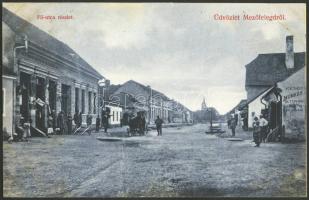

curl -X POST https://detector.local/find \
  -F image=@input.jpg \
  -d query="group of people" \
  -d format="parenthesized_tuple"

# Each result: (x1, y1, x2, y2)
(47, 110, 74, 135)
(228, 114, 269, 147)
(252, 115, 269, 147)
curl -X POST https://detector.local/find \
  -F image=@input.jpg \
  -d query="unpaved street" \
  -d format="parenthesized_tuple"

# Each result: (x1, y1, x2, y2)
(3, 124, 306, 197)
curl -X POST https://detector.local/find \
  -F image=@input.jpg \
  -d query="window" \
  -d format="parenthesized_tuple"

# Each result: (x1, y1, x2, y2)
(116, 111, 118, 121)
(112, 111, 115, 121)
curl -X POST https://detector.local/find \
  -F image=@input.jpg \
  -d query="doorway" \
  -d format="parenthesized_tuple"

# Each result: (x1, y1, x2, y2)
(36, 77, 45, 131)
(61, 84, 71, 115)
(20, 72, 31, 122)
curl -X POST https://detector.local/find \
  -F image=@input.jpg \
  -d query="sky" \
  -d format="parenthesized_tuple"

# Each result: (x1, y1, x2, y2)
(3, 3, 306, 114)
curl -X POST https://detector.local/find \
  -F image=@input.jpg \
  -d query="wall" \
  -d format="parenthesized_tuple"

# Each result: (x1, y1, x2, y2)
(2, 77, 15, 136)
(106, 105, 122, 125)
(2, 22, 16, 73)
(248, 87, 273, 128)
(278, 68, 305, 140)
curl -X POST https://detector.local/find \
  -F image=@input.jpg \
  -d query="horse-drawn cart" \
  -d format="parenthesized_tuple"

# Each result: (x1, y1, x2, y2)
(122, 110, 147, 137)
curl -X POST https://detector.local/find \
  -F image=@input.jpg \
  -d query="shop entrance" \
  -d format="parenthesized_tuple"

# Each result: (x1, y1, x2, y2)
(20, 72, 31, 122)
(48, 80, 57, 113)
(61, 84, 71, 115)
(36, 77, 46, 131)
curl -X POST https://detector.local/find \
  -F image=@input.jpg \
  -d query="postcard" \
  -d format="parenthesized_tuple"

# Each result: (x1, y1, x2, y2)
(2, 2, 307, 198)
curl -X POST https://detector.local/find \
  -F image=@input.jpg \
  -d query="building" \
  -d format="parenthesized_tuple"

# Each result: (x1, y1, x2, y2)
(242, 35, 306, 141)
(108, 80, 192, 124)
(2, 7, 104, 136)
(262, 67, 306, 141)
(245, 36, 305, 102)
(225, 99, 247, 129)
(201, 97, 207, 110)
(246, 87, 274, 129)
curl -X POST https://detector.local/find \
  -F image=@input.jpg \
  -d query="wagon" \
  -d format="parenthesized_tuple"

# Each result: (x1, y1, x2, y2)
(122, 111, 147, 137)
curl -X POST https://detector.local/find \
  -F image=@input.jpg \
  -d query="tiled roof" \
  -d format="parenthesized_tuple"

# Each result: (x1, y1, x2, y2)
(245, 52, 305, 86)
(2, 7, 103, 79)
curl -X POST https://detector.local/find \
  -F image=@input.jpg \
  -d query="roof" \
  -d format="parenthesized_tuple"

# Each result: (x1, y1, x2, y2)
(113, 80, 170, 101)
(245, 52, 305, 86)
(226, 99, 247, 115)
(109, 80, 191, 112)
(2, 7, 103, 79)
(246, 86, 275, 106)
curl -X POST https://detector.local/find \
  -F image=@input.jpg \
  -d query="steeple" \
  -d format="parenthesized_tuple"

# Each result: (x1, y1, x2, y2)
(201, 97, 207, 110)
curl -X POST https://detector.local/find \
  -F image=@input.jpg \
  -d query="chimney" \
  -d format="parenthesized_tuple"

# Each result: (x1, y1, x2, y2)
(285, 35, 294, 69)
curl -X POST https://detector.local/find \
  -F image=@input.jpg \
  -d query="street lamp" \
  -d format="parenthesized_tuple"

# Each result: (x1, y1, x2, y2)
(147, 85, 152, 125)
(98, 78, 106, 116)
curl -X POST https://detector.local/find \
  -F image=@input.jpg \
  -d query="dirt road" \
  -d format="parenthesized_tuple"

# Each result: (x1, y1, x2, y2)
(3, 124, 306, 197)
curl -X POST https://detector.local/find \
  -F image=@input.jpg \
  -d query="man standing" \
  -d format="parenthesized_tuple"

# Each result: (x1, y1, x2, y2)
(230, 117, 237, 137)
(155, 115, 163, 136)
(253, 116, 261, 147)
(259, 115, 269, 142)
(67, 112, 72, 134)
(86, 113, 92, 135)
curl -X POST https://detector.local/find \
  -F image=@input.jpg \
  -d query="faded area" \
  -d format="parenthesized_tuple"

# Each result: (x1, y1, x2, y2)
(3, 124, 306, 197)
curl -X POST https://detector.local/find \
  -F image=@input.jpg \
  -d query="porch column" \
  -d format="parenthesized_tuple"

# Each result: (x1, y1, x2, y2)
(85, 85, 89, 114)
(44, 78, 49, 129)
(30, 74, 37, 127)
(56, 82, 62, 114)
(71, 81, 75, 116)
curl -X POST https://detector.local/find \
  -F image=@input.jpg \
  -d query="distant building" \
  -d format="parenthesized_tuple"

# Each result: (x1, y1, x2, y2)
(201, 97, 207, 110)
(108, 80, 192, 124)
(2, 8, 104, 136)
(245, 36, 305, 102)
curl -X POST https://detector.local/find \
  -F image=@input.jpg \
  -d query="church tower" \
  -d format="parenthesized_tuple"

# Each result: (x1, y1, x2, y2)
(201, 97, 207, 110)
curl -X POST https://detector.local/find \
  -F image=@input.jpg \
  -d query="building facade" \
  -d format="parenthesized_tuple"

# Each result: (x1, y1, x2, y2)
(2, 8, 104, 135)
(245, 36, 305, 102)
(108, 80, 192, 124)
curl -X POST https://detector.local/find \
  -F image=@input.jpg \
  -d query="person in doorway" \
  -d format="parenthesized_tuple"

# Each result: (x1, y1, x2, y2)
(86, 113, 92, 135)
(259, 115, 269, 143)
(101, 110, 106, 128)
(47, 114, 54, 136)
(14, 116, 25, 142)
(67, 113, 73, 134)
(73, 111, 79, 129)
(23, 120, 31, 141)
(78, 112, 82, 127)
(96, 116, 100, 132)
(230, 117, 237, 137)
(253, 116, 261, 147)
(51, 110, 57, 132)
(57, 111, 65, 135)
(155, 116, 164, 136)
